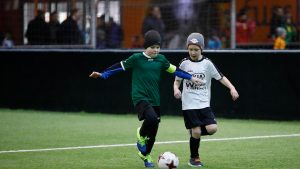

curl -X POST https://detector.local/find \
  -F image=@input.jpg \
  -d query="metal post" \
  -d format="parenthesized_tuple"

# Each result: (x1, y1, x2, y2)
(104, 0, 110, 22)
(91, 0, 96, 48)
(230, 0, 236, 49)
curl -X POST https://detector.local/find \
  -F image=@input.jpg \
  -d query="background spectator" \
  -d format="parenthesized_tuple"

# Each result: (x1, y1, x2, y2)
(106, 17, 123, 48)
(131, 35, 142, 48)
(25, 10, 50, 45)
(273, 27, 286, 49)
(208, 30, 222, 49)
(236, 8, 256, 44)
(48, 11, 60, 44)
(96, 15, 106, 48)
(57, 8, 82, 44)
(269, 7, 285, 40)
(2, 33, 14, 48)
(142, 6, 165, 41)
(284, 17, 297, 43)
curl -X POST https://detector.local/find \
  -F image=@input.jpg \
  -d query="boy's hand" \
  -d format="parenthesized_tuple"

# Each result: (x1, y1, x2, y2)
(174, 88, 182, 99)
(191, 77, 203, 85)
(230, 88, 239, 101)
(89, 71, 101, 78)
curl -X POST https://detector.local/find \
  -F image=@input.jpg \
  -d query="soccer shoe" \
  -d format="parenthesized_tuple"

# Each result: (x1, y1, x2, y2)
(136, 127, 149, 153)
(188, 157, 204, 167)
(138, 152, 154, 168)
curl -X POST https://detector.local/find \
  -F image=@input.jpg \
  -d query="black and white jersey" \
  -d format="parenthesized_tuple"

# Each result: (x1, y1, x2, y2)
(175, 56, 223, 110)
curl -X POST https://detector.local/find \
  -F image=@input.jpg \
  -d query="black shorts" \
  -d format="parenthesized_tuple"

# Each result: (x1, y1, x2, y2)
(134, 100, 161, 121)
(183, 107, 217, 129)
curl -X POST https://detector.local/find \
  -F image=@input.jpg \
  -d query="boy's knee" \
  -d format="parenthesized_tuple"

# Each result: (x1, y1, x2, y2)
(201, 124, 217, 136)
(191, 127, 201, 139)
(207, 124, 218, 135)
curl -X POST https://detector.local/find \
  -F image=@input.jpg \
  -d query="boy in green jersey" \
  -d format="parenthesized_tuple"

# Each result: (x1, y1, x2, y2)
(90, 30, 202, 168)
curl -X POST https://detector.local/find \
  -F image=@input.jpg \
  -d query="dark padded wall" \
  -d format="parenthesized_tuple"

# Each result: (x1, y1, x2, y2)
(0, 50, 299, 120)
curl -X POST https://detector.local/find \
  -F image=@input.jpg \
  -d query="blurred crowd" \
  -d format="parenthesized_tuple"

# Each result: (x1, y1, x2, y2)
(0, 5, 299, 49)
(25, 9, 82, 45)
(96, 15, 124, 49)
(23, 8, 123, 48)
(235, 6, 298, 49)
(269, 6, 298, 49)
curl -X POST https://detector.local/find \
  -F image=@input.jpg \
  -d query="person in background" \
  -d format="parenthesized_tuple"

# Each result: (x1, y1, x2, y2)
(96, 14, 106, 49)
(142, 6, 165, 41)
(2, 33, 14, 48)
(57, 8, 82, 44)
(284, 17, 297, 43)
(274, 27, 286, 49)
(106, 17, 123, 48)
(236, 8, 256, 44)
(207, 30, 222, 49)
(131, 35, 143, 48)
(48, 11, 60, 44)
(25, 10, 50, 45)
(269, 6, 285, 40)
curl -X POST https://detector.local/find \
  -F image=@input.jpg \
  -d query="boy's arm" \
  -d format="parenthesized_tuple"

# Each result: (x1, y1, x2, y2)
(173, 79, 182, 99)
(166, 64, 203, 85)
(89, 62, 124, 79)
(219, 76, 239, 101)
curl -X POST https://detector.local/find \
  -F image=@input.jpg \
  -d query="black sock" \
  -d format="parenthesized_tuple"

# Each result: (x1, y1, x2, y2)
(190, 137, 200, 158)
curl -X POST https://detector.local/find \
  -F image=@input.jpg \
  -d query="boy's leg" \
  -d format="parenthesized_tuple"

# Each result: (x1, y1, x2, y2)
(189, 127, 203, 167)
(139, 106, 160, 155)
(190, 124, 217, 157)
(204, 124, 218, 135)
(135, 102, 159, 168)
(135, 101, 151, 153)
(184, 109, 205, 167)
(190, 127, 201, 158)
(201, 107, 217, 135)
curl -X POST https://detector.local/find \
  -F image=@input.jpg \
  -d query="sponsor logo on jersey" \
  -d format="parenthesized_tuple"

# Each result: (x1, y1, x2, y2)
(186, 73, 205, 90)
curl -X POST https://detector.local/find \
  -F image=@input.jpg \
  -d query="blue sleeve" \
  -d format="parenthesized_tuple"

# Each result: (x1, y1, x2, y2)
(174, 68, 192, 80)
(105, 62, 124, 71)
(101, 63, 124, 79)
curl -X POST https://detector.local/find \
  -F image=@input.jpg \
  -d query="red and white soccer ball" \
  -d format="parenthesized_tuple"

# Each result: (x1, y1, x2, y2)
(157, 151, 179, 169)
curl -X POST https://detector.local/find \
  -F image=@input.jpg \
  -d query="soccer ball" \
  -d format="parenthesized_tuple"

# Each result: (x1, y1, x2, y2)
(157, 151, 179, 169)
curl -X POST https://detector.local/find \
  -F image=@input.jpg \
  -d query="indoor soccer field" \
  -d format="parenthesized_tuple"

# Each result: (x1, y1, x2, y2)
(0, 109, 299, 169)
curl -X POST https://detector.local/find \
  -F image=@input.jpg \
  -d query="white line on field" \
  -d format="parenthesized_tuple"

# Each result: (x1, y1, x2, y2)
(0, 134, 299, 154)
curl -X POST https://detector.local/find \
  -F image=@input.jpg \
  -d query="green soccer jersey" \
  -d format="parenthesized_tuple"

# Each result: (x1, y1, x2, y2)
(121, 52, 174, 106)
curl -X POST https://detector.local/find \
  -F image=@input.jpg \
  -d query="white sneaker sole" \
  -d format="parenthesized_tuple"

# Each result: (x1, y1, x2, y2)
(188, 162, 203, 167)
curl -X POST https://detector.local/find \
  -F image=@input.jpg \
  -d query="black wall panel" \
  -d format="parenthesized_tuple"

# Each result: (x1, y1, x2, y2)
(0, 50, 299, 120)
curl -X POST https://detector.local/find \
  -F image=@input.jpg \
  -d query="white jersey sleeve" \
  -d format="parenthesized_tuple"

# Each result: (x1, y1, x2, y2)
(175, 58, 189, 81)
(207, 59, 223, 80)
